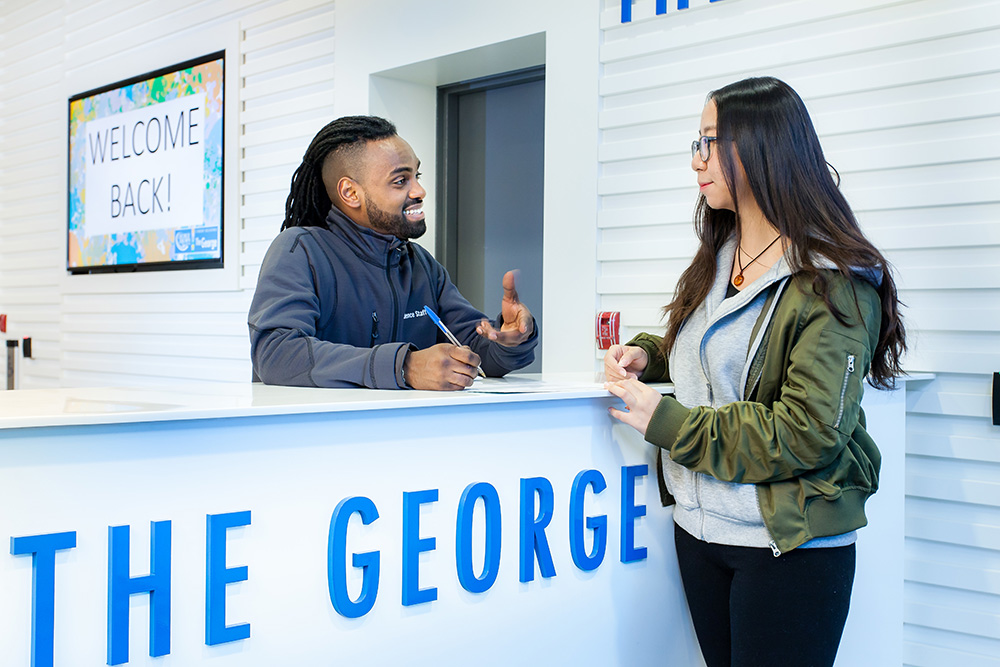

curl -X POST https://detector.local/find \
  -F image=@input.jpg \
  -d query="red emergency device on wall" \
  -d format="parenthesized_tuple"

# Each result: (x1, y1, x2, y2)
(596, 311, 620, 350)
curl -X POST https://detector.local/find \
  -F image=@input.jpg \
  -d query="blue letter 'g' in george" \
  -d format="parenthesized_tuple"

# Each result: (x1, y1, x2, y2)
(328, 496, 380, 618)
(569, 470, 608, 572)
(206, 511, 251, 646)
(107, 521, 172, 665)
(10, 531, 77, 667)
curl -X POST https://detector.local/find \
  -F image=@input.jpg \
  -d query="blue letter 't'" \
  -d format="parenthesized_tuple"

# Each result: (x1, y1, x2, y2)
(10, 531, 77, 667)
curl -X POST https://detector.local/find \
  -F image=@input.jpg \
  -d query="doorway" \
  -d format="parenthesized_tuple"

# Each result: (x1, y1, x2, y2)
(437, 67, 545, 372)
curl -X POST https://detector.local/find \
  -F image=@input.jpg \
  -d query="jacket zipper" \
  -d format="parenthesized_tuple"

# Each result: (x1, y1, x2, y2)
(753, 489, 783, 557)
(370, 312, 379, 347)
(833, 354, 856, 429)
(385, 248, 401, 341)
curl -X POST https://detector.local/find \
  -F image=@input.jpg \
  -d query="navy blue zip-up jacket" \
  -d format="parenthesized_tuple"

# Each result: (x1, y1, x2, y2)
(248, 207, 538, 388)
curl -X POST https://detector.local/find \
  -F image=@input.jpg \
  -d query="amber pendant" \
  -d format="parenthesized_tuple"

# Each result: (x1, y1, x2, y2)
(733, 273, 744, 286)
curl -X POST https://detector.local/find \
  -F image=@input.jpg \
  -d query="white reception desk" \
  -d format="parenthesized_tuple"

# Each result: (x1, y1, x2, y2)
(0, 374, 905, 667)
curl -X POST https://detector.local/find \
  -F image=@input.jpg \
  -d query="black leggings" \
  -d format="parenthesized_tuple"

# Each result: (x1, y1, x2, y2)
(674, 523, 855, 667)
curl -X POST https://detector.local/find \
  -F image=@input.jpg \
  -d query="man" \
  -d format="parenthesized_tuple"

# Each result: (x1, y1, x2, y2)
(248, 115, 538, 390)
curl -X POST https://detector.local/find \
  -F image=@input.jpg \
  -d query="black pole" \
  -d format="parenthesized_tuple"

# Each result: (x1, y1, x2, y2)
(6, 340, 17, 391)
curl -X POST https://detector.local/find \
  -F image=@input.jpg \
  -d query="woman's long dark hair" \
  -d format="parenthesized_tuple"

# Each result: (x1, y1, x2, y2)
(662, 77, 906, 388)
(282, 115, 398, 230)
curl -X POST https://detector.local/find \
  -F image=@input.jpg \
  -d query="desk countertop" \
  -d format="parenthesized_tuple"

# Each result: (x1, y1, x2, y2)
(0, 373, 659, 430)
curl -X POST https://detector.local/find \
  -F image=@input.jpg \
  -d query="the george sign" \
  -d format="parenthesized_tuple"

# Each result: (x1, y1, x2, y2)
(620, 0, 726, 23)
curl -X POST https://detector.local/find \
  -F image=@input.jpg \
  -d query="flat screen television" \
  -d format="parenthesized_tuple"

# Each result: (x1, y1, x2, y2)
(67, 51, 225, 274)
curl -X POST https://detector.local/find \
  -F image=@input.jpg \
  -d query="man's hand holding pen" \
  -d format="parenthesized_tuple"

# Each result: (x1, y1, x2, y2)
(405, 271, 533, 391)
(404, 344, 481, 391)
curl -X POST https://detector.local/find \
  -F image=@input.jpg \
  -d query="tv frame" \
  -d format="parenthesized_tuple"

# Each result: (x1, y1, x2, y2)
(66, 50, 226, 275)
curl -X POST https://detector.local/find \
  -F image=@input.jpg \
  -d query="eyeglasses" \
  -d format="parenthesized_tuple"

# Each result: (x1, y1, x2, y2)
(691, 136, 718, 162)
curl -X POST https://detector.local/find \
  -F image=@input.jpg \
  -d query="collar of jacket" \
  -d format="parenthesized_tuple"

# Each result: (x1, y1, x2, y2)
(324, 205, 410, 267)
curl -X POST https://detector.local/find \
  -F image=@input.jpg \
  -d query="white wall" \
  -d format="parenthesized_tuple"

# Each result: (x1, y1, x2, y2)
(0, 0, 340, 389)
(335, 0, 601, 372)
(0, 0, 599, 389)
(2, 0, 1000, 663)
(597, 0, 1000, 665)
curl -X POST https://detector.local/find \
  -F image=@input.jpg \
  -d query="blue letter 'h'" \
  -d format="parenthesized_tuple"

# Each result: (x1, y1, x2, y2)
(107, 521, 172, 665)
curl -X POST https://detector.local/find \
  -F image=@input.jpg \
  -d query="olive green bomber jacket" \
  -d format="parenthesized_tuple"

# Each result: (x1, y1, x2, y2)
(632, 271, 883, 554)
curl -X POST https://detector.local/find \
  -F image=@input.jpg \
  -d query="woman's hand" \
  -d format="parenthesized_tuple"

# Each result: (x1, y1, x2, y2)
(605, 378, 662, 436)
(603, 344, 649, 381)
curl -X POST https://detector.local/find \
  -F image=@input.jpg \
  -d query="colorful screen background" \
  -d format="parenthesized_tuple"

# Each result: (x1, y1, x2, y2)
(68, 56, 224, 270)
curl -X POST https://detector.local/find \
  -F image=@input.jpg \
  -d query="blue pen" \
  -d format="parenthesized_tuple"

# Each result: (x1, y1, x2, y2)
(423, 305, 486, 378)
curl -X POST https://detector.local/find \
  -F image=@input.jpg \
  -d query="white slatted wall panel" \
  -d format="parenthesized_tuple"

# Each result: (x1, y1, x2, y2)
(598, 0, 1000, 665)
(0, 1, 66, 388)
(0, 0, 336, 389)
(239, 0, 336, 289)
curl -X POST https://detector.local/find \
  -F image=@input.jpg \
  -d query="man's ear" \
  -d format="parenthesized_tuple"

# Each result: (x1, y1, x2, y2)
(336, 176, 364, 210)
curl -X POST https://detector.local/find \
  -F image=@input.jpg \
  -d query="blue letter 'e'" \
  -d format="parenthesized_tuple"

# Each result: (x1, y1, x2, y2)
(206, 511, 251, 645)
(402, 489, 438, 606)
(621, 465, 648, 563)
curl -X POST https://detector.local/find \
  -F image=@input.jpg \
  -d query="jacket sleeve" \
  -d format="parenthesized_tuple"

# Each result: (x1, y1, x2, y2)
(429, 260, 538, 377)
(248, 232, 409, 389)
(644, 278, 879, 485)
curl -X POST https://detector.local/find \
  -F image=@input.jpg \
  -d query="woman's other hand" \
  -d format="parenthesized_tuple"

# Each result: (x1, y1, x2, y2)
(605, 378, 662, 436)
(603, 344, 649, 381)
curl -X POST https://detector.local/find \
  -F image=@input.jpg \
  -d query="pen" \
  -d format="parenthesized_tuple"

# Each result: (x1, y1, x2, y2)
(423, 305, 486, 378)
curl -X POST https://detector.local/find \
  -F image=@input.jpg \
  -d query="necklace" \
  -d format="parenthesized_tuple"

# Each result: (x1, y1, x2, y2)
(733, 235, 781, 287)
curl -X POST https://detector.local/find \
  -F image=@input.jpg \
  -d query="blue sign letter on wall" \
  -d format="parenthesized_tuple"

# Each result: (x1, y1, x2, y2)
(10, 531, 77, 667)
(621, 0, 632, 22)
(519, 477, 556, 582)
(623, 0, 719, 23)
(455, 482, 502, 594)
(569, 470, 608, 572)
(107, 520, 172, 665)
(328, 496, 380, 618)
(402, 489, 438, 606)
(621, 465, 648, 563)
(206, 511, 251, 646)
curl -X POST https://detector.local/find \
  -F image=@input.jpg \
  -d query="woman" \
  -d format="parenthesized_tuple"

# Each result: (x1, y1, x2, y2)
(604, 77, 906, 667)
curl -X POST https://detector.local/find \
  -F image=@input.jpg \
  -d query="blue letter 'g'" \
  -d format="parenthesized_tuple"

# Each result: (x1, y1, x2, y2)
(569, 470, 607, 572)
(328, 497, 380, 618)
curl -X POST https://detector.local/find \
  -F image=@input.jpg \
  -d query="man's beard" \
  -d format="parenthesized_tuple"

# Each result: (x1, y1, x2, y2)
(365, 194, 426, 240)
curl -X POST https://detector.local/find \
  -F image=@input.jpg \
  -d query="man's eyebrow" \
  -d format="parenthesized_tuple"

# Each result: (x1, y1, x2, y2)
(389, 165, 414, 176)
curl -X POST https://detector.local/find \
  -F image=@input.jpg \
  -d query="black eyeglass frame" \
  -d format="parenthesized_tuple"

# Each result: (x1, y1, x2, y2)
(691, 136, 718, 162)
